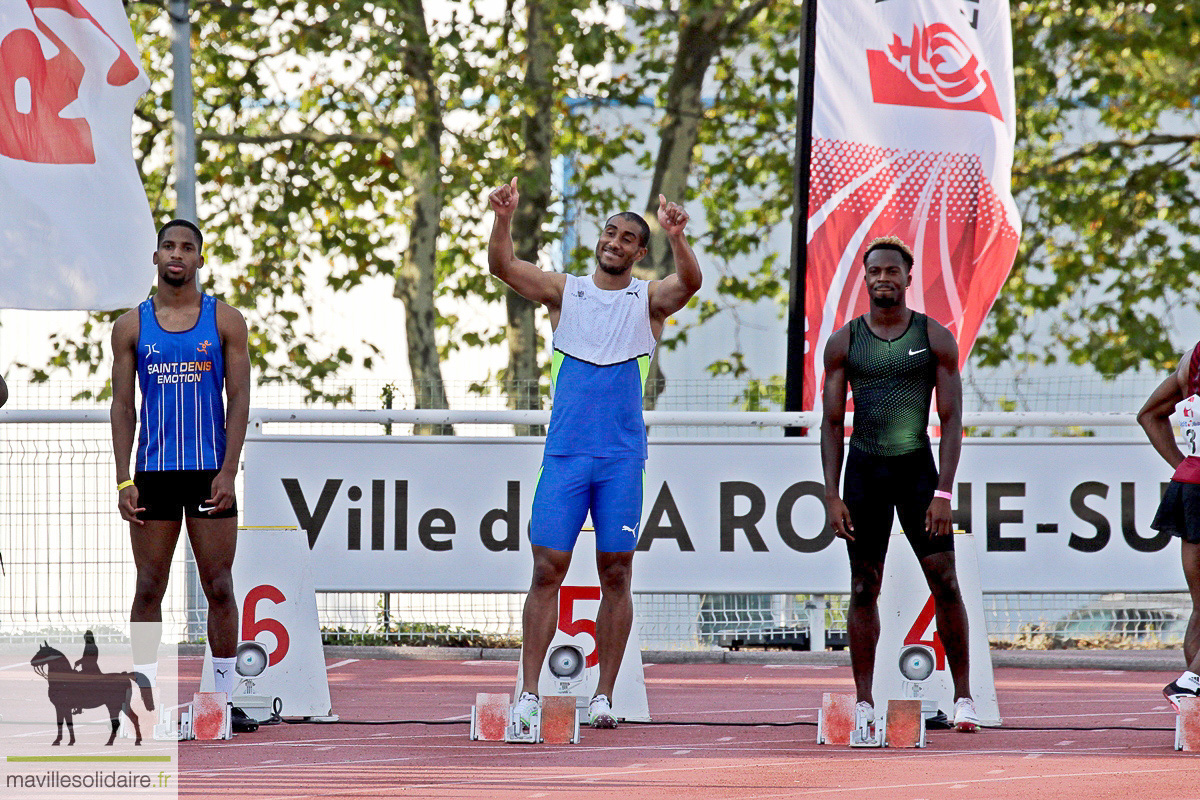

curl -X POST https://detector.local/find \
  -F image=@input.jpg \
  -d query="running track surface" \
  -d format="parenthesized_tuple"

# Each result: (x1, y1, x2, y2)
(159, 656, 1198, 800)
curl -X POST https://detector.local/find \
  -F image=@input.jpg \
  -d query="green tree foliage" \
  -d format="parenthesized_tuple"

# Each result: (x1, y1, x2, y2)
(975, 1, 1200, 373)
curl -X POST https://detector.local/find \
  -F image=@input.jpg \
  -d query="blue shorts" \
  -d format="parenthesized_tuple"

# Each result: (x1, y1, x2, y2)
(529, 455, 645, 553)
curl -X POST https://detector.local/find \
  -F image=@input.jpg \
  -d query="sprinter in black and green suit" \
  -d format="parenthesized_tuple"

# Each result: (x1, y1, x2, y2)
(820, 236, 978, 733)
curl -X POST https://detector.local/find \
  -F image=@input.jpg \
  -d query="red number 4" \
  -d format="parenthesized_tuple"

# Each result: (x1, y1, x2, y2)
(904, 594, 946, 671)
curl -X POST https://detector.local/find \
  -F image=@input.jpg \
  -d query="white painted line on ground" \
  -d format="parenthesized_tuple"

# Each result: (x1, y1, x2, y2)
(326, 659, 358, 670)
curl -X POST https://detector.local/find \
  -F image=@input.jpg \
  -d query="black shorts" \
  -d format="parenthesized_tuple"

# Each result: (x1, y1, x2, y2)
(1151, 481, 1200, 544)
(842, 446, 953, 564)
(134, 470, 238, 521)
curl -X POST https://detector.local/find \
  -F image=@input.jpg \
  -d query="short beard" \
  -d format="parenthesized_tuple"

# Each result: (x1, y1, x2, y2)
(872, 293, 900, 308)
(162, 273, 187, 288)
(597, 260, 630, 276)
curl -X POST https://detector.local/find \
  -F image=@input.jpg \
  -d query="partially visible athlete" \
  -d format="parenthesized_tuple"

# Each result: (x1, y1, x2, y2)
(821, 236, 978, 734)
(110, 219, 256, 732)
(487, 178, 701, 731)
(1139, 344, 1200, 708)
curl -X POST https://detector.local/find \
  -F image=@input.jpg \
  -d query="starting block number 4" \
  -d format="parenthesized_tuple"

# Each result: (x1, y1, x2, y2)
(817, 693, 925, 748)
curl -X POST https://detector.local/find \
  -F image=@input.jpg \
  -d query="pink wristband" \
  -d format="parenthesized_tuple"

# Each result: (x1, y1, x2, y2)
(933, 490, 952, 501)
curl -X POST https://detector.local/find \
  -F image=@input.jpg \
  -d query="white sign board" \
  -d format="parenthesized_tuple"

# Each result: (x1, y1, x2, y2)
(244, 436, 1183, 593)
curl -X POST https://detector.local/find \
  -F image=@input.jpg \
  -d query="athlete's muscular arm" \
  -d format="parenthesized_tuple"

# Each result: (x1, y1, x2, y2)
(208, 303, 251, 513)
(821, 326, 854, 541)
(1139, 346, 1191, 470)
(648, 195, 702, 336)
(927, 321, 962, 537)
(110, 311, 144, 525)
(487, 178, 566, 314)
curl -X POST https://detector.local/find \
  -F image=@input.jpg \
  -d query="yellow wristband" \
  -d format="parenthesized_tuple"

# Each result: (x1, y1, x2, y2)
(117, 480, 135, 491)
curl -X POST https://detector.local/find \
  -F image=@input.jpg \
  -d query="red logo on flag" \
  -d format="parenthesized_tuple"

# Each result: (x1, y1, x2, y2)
(867, 23, 1003, 121)
(0, 0, 140, 164)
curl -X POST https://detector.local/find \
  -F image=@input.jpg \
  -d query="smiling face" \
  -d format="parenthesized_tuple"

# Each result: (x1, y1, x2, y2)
(863, 247, 911, 309)
(595, 215, 649, 276)
(152, 224, 203, 288)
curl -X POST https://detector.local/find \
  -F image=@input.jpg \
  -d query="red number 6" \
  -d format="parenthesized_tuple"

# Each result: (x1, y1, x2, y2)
(242, 584, 290, 666)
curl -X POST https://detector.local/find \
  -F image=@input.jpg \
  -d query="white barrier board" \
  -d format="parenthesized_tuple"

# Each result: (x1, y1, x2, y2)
(244, 436, 1183, 593)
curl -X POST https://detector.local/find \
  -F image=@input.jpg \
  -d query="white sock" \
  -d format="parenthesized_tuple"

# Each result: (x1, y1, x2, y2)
(1179, 671, 1200, 690)
(212, 657, 237, 696)
(133, 662, 158, 688)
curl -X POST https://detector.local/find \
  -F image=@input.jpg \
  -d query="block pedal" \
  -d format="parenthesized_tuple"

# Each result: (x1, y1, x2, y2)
(816, 693, 855, 745)
(470, 693, 509, 741)
(1175, 696, 1200, 752)
(192, 692, 230, 740)
(884, 699, 925, 748)
(539, 695, 579, 744)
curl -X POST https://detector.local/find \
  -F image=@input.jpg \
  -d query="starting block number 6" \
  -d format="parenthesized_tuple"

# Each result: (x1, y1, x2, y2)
(242, 584, 290, 666)
(558, 586, 601, 668)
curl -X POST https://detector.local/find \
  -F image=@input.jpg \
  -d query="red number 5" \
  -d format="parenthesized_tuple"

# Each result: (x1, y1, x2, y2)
(558, 585, 601, 668)
(242, 584, 290, 666)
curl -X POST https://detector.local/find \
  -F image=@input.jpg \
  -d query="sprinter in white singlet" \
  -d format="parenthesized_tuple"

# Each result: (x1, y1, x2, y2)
(487, 178, 702, 732)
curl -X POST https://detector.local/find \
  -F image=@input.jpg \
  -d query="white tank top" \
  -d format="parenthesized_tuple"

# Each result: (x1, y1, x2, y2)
(553, 273, 655, 365)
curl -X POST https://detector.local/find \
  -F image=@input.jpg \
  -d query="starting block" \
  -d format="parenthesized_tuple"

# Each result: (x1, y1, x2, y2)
(470, 693, 579, 744)
(883, 699, 926, 748)
(1175, 697, 1200, 752)
(152, 693, 231, 741)
(816, 693, 855, 745)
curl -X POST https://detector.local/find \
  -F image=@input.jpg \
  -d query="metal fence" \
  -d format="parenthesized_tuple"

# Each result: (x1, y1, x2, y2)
(0, 373, 1190, 650)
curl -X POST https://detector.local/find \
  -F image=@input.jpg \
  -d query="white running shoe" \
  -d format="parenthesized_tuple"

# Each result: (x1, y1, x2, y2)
(953, 697, 980, 732)
(510, 692, 540, 732)
(588, 694, 617, 729)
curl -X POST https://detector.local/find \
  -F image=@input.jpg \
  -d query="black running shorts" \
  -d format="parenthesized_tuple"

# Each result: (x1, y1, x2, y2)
(1151, 480, 1200, 544)
(134, 470, 238, 521)
(841, 445, 954, 564)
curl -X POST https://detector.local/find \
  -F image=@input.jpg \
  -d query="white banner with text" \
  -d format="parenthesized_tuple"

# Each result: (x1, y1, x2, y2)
(244, 436, 1183, 594)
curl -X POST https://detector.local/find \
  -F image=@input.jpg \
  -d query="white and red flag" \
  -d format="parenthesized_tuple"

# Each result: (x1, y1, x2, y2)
(804, 0, 1021, 409)
(0, 0, 154, 310)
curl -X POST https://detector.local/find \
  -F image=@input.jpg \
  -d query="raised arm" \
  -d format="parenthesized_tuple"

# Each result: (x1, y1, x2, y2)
(110, 311, 144, 524)
(927, 321, 962, 536)
(207, 302, 251, 512)
(1139, 346, 1190, 470)
(820, 325, 853, 541)
(648, 195, 702, 333)
(487, 178, 565, 310)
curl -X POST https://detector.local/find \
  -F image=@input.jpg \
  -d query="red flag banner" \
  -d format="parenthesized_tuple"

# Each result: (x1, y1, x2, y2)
(804, 0, 1021, 410)
(0, 0, 154, 310)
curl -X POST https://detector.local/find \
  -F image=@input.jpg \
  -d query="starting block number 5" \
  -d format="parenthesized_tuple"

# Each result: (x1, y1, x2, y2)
(558, 586, 600, 668)
(242, 584, 290, 667)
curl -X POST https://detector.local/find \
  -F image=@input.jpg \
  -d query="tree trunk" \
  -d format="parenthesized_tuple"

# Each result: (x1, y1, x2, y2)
(640, 1, 772, 408)
(505, 0, 557, 435)
(392, 0, 451, 435)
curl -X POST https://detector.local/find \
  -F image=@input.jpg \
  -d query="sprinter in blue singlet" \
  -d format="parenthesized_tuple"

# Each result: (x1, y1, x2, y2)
(110, 219, 256, 733)
(488, 178, 702, 732)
